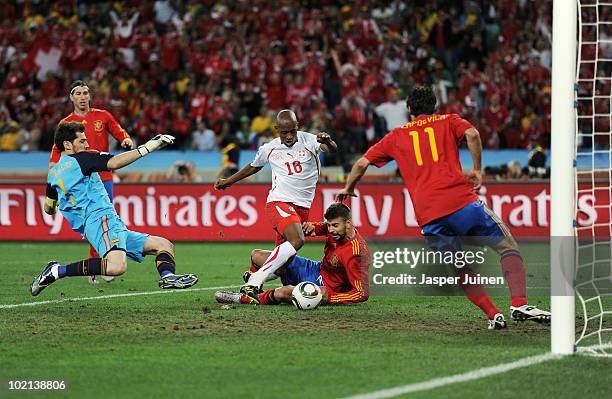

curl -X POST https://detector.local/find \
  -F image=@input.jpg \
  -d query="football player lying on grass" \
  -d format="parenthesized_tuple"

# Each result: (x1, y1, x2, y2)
(215, 203, 370, 305)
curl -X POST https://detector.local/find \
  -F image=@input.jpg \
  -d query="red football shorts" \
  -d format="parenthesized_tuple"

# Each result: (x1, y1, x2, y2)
(265, 201, 310, 245)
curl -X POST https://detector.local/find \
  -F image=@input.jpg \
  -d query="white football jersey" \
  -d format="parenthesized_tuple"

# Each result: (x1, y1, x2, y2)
(250, 131, 322, 208)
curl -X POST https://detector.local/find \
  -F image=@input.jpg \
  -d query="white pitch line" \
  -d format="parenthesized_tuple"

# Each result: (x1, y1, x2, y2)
(343, 352, 564, 399)
(0, 285, 241, 309)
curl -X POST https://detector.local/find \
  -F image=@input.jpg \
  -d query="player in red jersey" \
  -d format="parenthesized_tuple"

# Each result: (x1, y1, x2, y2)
(337, 85, 550, 329)
(215, 203, 370, 305)
(50, 80, 133, 284)
(214, 109, 337, 304)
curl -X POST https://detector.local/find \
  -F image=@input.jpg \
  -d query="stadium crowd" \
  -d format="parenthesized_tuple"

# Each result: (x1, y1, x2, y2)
(0, 0, 555, 167)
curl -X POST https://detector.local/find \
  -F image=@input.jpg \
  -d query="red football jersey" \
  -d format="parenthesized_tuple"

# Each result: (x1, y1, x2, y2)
(312, 223, 371, 304)
(364, 113, 478, 226)
(50, 108, 130, 181)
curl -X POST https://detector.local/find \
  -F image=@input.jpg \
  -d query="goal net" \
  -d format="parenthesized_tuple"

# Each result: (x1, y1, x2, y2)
(574, 0, 612, 356)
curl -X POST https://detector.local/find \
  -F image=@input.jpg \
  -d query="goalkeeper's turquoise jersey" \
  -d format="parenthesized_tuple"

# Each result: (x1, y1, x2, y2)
(46, 151, 115, 234)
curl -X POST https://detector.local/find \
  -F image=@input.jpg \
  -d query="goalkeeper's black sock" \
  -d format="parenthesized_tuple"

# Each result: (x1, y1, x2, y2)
(56, 258, 107, 278)
(156, 251, 176, 277)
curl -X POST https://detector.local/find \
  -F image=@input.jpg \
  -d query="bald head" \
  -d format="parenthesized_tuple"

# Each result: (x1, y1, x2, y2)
(276, 109, 297, 127)
(275, 109, 299, 147)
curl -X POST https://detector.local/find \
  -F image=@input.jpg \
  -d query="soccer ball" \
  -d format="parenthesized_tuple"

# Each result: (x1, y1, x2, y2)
(291, 282, 322, 310)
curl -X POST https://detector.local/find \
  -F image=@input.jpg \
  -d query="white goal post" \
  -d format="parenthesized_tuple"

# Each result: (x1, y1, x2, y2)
(551, 0, 577, 355)
(552, 0, 612, 356)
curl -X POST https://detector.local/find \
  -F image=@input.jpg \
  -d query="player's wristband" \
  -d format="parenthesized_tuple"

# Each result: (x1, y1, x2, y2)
(45, 197, 57, 209)
(137, 145, 150, 157)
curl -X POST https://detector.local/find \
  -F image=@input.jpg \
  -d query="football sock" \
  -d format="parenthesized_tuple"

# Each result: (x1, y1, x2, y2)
(247, 242, 296, 288)
(258, 289, 280, 305)
(247, 264, 280, 282)
(56, 258, 107, 278)
(239, 289, 279, 305)
(458, 267, 500, 319)
(500, 253, 528, 307)
(156, 251, 176, 278)
(88, 244, 100, 259)
(249, 257, 258, 273)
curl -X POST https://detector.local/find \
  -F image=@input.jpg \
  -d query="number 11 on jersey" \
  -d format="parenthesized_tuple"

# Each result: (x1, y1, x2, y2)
(409, 127, 439, 166)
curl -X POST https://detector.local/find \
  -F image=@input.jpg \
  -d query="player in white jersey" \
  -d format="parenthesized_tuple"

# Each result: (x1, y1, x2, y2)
(214, 109, 337, 303)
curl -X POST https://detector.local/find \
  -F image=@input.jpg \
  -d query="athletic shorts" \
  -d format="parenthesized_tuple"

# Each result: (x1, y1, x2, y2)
(281, 255, 323, 287)
(83, 212, 148, 262)
(421, 200, 511, 252)
(265, 201, 310, 246)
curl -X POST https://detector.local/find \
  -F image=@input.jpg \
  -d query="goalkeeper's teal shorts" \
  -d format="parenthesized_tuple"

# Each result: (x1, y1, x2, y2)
(84, 211, 148, 262)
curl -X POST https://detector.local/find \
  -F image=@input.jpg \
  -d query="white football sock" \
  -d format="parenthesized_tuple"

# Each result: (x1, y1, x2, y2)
(247, 242, 296, 288)
(51, 265, 59, 279)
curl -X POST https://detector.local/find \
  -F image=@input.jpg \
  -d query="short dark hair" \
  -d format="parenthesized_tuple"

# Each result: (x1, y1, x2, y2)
(324, 203, 352, 221)
(55, 122, 85, 151)
(406, 85, 437, 116)
(69, 80, 89, 95)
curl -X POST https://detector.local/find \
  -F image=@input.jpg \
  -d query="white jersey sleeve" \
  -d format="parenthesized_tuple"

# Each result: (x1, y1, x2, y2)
(299, 131, 322, 153)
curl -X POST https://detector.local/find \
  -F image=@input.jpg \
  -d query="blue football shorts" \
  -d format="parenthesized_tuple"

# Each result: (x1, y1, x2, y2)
(83, 211, 148, 262)
(281, 255, 323, 287)
(421, 200, 511, 252)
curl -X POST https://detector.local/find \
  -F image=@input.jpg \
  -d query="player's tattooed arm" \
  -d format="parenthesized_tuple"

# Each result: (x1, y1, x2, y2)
(464, 127, 482, 191)
(316, 132, 338, 152)
(214, 164, 262, 190)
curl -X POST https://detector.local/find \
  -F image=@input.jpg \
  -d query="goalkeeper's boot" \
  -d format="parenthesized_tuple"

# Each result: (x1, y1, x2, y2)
(159, 273, 199, 289)
(239, 285, 261, 304)
(31, 261, 58, 296)
(510, 304, 551, 324)
(488, 313, 507, 330)
(215, 291, 243, 304)
(242, 270, 253, 284)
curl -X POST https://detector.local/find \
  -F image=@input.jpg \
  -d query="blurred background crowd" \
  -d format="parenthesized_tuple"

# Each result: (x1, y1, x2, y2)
(0, 0, 556, 171)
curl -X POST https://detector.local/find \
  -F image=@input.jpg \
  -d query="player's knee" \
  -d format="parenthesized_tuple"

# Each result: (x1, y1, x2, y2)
(155, 237, 174, 256)
(106, 259, 127, 276)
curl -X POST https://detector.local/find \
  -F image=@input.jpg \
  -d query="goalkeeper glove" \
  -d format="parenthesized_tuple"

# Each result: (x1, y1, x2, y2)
(137, 134, 175, 157)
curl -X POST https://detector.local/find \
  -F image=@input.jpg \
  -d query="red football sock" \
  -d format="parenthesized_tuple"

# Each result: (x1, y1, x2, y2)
(249, 258, 258, 273)
(239, 289, 279, 305)
(458, 268, 500, 319)
(258, 289, 279, 305)
(500, 254, 528, 308)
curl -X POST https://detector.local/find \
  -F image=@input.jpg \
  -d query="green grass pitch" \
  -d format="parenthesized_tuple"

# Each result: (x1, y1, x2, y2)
(0, 242, 610, 399)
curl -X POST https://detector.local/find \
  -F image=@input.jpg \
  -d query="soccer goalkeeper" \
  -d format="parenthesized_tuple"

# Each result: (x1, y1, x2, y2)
(31, 122, 198, 296)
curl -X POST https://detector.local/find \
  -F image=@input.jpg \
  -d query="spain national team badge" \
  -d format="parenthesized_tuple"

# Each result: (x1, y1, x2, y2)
(330, 254, 339, 268)
(93, 120, 103, 132)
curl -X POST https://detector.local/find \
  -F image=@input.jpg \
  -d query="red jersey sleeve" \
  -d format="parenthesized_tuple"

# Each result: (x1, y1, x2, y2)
(449, 114, 474, 140)
(49, 144, 61, 166)
(312, 222, 329, 236)
(363, 130, 395, 167)
(103, 110, 130, 142)
(326, 254, 370, 304)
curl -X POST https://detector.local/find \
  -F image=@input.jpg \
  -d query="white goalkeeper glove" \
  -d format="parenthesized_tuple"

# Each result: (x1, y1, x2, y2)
(137, 134, 175, 157)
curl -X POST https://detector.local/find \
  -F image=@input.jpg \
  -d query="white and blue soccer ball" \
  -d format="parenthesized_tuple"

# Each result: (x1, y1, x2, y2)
(291, 282, 322, 310)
